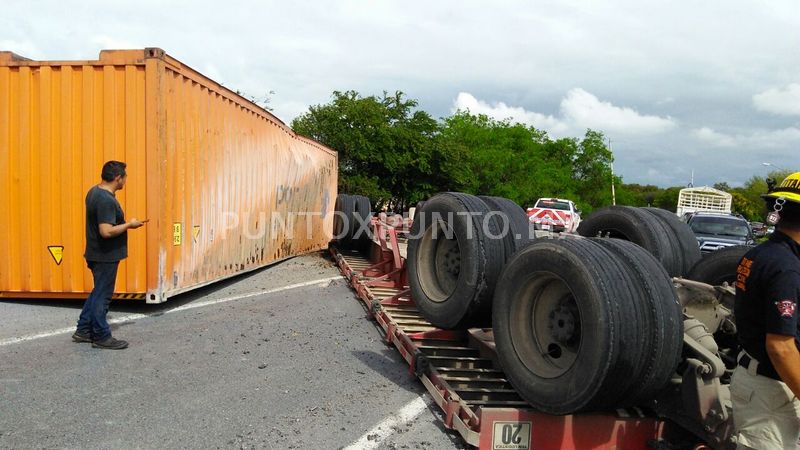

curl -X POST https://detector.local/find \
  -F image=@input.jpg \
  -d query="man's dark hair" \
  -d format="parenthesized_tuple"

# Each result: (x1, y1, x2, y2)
(101, 161, 127, 182)
(779, 205, 800, 230)
(767, 197, 800, 230)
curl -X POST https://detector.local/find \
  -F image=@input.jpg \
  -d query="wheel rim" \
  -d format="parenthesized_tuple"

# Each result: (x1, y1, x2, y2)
(597, 228, 629, 240)
(416, 221, 461, 303)
(509, 272, 581, 378)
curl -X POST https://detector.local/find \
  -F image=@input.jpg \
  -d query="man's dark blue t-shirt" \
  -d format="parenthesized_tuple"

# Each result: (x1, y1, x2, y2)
(735, 230, 800, 379)
(84, 186, 127, 262)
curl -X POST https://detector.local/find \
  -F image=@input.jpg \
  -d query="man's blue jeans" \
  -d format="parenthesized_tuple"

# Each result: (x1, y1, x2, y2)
(76, 261, 119, 341)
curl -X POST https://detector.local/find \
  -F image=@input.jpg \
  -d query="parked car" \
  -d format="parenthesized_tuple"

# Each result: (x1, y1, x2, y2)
(527, 198, 581, 233)
(685, 212, 755, 253)
(750, 221, 768, 238)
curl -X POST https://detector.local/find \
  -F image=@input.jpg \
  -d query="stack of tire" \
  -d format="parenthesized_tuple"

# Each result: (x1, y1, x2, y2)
(333, 194, 373, 252)
(408, 196, 684, 414)
(576, 206, 702, 277)
(492, 237, 683, 414)
(576, 205, 752, 286)
(408, 193, 534, 329)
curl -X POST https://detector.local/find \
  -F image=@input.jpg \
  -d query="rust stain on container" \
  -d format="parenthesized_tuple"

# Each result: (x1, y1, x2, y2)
(0, 49, 337, 303)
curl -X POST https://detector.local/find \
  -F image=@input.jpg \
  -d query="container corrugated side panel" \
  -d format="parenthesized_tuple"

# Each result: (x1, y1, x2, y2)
(150, 56, 336, 301)
(0, 52, 149, 299)
(0, 49, 337, 302)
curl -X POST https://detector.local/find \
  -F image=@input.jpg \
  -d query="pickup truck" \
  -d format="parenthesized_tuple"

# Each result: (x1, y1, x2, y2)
(684, 211, 755, 253)
(526, 198, 581, 233)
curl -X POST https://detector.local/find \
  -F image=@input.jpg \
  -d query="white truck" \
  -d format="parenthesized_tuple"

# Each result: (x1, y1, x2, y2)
(526, 198, 581, 233)
(676, 186, 732, 219)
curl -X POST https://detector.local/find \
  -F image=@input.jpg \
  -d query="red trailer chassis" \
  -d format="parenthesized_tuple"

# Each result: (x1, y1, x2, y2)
(330, 215, 668, 450)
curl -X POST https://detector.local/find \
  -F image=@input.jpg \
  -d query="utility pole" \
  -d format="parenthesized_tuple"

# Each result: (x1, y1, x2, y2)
(608, 138, 616, 206)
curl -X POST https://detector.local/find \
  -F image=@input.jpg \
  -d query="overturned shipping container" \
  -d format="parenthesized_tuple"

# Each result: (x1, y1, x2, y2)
(0, 48, 337, 303)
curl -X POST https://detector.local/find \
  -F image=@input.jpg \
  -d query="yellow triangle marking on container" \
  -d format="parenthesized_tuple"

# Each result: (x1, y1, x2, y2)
(48, 246, 64, 265)
(192, 226, 201, 243)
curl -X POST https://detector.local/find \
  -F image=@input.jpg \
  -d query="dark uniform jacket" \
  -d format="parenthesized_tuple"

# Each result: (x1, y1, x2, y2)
(735, 230, 800, 380)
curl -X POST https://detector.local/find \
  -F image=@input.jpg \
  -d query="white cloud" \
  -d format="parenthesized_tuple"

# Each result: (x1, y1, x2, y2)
(452, 89, 675, 138)
(560, 88, 676, 135)
(2, 0, 799, 187)
(201, 64, 224, 84)
(273, 100, 312, 124)
(0, 39, 41, 59)
(90, 35, 143, 50)
(692, 126, 800, 148)
(753, 83, 800, 116)
(452, 92, 569, 135)
(750, 127, 800, 148)
(692, 127, 737, 148)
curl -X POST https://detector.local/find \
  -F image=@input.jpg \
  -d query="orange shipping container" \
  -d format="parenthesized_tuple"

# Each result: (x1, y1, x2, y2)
(0, 48, 337, 303)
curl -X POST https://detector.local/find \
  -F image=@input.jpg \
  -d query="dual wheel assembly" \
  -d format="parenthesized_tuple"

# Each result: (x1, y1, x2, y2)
(492, 237, 683, 414)
(408, 193, 685, 414)
(578, 205, 751, 286)
(408, 193, 533, 329)
(333, 194, 373, 252)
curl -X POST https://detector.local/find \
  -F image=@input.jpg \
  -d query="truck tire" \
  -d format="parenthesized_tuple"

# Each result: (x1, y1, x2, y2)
(408, 192, 505, 329)
(478, 196, 534, 261)
(686, 245, 750, 287)
(593, 238, 683, 406)
(577, 206, 681, 277)
(412, 200, 426, 221)
(351, 195, 373, 252)
(334, 194, 356, 247)
(642, 207, 701, 276)
(492, 238, 645, 414)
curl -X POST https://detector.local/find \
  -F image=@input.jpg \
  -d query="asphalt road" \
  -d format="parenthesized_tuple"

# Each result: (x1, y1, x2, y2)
(0, 252, 468, 450)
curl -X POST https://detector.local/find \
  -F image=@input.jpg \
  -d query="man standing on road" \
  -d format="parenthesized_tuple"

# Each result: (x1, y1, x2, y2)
(732, 171, 800, 449)
(73, 161, 145, 350)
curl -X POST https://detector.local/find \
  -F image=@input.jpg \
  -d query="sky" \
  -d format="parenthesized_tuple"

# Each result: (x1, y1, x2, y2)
(2, 0, 799, 187)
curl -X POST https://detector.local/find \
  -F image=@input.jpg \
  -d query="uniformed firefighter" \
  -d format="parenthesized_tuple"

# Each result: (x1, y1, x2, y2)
(732, 171, 800, 449)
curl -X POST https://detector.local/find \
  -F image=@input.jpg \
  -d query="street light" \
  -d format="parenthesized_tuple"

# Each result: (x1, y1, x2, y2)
(762, 162, 788, 172)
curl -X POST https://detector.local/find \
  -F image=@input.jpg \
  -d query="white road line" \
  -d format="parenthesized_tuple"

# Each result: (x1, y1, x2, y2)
(0, 326, 77, 347)
(165, 276, 341, 314)
(0, 275, 343, 347)
(343, 397, 430, 450)
(0, 313, 147, 347)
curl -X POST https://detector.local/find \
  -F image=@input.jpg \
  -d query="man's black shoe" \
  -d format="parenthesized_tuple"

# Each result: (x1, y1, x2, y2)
(92, 337, 129, 350)
(72, 331, 93, 343)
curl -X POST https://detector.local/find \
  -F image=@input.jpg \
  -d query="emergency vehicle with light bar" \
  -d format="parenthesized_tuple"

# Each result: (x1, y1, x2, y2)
(526, 198, 581, 233)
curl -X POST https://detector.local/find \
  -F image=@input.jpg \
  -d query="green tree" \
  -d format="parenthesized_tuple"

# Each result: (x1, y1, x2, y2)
(292, 91, 446, 209)
(438, 113, 617, 211)
(734, 170, 792, 217)
(294, 91, 617, 212)
(653, 187, 682, 212)
(730, 191, 762, 221)
(571, 130, 614, 210)
(713, 182, 731, 192)
(293, 89, 797, 216)
(616, 183, 663, 207)
(438, 112, 576, 207)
